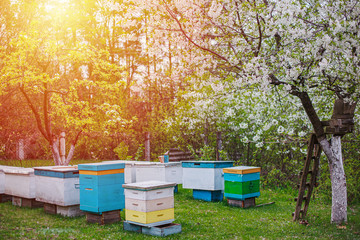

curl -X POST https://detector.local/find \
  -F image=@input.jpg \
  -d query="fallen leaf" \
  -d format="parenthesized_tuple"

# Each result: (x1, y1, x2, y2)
(337, 225, 347, 229)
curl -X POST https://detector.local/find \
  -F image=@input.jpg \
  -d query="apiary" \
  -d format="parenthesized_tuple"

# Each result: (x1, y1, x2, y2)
(78, 162, 125, 215)
(123, 181, 176, 227)
(182, 161, 234, 201)
(223, 166, 261, 207)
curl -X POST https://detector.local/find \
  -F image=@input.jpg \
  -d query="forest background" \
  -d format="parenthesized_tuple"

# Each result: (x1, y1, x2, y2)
(0, 0, 359, 207)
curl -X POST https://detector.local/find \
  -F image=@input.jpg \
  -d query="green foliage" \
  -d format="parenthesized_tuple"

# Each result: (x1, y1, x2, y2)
(134, 144, 144, 161)
(113, 142, 132, 160)
(188, 145, 216, 161)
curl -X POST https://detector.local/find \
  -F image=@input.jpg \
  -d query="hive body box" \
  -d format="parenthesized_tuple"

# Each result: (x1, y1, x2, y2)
(79, 162, 125, 214)
(223, 166, 261, 200)
(34, 166, 79, 206)
(4, 168, 36, 199)
(182, 161, 234, 190)
(102, 160, 144, 184)
(135, 162, 182, 185)
(123, 181, 176, 227)
(0, 166, 20, 194)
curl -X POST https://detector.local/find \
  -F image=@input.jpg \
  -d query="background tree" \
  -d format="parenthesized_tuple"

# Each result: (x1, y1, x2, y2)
(134, 0, 359, 224)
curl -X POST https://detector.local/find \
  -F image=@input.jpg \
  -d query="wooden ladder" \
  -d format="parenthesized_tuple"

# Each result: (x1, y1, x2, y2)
(293, 133, 322, 221)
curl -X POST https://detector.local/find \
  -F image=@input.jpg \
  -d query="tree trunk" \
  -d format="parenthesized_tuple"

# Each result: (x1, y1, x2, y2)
(293, 91, 347, 224)
(51, 141, 61, 165)
(319, 136, 347, 224)
(64, 144, 76, 166)
(145, 131, 150, 161)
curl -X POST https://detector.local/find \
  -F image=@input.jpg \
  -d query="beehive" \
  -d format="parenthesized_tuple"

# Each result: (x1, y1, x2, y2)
(123, 181, 176, 227)
(78, 162, 125, 214)
(4, 168, 36, 199)
(223, 166, 261, 200)
(182, 161, 234, 190)
(0, 166, 20, 195)
(135, 162, 182, 185)
(34, 166, 80, 206)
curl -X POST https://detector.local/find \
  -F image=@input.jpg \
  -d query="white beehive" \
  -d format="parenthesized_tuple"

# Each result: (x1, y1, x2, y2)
(4, 168, 36, 199)
(135, 162, 182, 184)
(182, 161, 234, 191)
(0, 166, 20, 194)
(102, 160, 147, 184)
(34, 166, 80, 206)
(123, 181, 176, 226)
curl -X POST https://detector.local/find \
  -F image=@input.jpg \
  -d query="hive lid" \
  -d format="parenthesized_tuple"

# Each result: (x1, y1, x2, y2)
(33, 165, 78, 173)
(102, 160, 141, 166)
(135, 162, 181, 167)
(78, 162, 125, 171)
(0, 165, 21, 172)
(122, 180, 176, 190)
(223, 166, 261, 174)
(182, 161, 234, 168)
(3, 167, 34, 175)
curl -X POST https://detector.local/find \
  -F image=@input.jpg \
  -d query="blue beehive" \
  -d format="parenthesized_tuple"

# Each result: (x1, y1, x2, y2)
(78, 162, 125, 214)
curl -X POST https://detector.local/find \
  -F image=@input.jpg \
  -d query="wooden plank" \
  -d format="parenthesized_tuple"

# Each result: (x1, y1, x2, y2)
(44, 203, 57, 214)
(86, 210, 121, 225)
(293, 134, 316, 221)
(0, 194, 12, 203)
(123, 221, 182, 237)
(12, 196, 43, 208)
(227, 198, 256, 208)
(302, 143, 321, 219)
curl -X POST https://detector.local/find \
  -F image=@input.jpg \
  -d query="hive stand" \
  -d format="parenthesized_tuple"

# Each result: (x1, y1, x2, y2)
(85, 210, 121, 225)
(0, 194, 12, 203)
(123, 221, 182, 237)
(293, 133, 321, 221)
(12, 196, 43, 208)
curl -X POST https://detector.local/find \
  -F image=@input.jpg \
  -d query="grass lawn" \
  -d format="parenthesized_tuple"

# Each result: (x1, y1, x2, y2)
(0, 185, 359, 240)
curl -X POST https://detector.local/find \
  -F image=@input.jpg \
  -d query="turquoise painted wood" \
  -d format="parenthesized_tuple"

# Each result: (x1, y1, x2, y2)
(192, 189, 223, 202)
(78, 162, 125, 171)
(182, 161, 234, 168)
(79, 162, 125, 214)
(224, 172, 260, 182)
(33, 166, 79, 179)
(34, 169, 79, 178)
(80, 181, 125, 213)
(79, 174, 124, 186)
(224, 192, 260, 200)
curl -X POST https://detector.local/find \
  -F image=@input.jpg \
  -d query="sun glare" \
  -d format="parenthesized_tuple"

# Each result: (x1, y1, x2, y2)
(44, 0, 70, 14)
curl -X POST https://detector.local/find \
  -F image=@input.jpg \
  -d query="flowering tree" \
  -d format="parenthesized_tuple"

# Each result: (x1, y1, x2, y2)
(135, 0, 359, 223)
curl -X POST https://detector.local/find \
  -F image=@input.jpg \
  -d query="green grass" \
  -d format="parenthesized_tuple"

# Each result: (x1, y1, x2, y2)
(1, 186, 359, 239)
